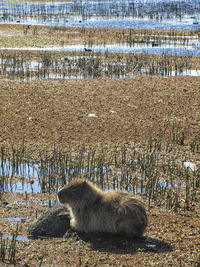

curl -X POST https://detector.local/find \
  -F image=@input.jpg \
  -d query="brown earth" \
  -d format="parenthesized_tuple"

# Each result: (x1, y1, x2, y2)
(0, 192, 199, 266)
(0, 76, 200, 153)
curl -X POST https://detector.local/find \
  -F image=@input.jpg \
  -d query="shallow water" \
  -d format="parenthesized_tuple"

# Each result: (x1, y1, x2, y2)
(3, 216, 28, 222)
(0, 158, 188, 195)
(0, 160, 107, 179)
(0, 0, 199, 61)
(0, 160, 107, 193)
(43, 43, 200, 56)
(2, 16, 199, 31)
(4, 180, 42, 193)
(0, 51, 199, 80)
(2, 176, 187, 195)
(1, 40, 199, 56)
(0, 160, 40, 178)
(0, 0, 199, 30)
(6, 235, 30, 242)
(145, 69, 200, 76)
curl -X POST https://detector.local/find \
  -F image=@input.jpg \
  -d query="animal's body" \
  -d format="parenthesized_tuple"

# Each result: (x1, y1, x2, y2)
(58, 179, 148, 237)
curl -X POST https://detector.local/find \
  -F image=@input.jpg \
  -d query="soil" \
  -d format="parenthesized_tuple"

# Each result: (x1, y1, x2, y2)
(1, 192, 199, 266)
(0, 76, 200, 152)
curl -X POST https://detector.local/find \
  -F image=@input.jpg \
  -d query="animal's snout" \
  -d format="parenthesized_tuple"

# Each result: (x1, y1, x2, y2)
(57, 189, 64, 203)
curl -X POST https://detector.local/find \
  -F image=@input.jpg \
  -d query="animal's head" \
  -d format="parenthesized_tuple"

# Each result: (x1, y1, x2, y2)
(57, 179, 89, 204)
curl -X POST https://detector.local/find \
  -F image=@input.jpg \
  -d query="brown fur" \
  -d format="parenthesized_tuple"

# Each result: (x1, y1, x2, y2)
(57, 179, 148, 237)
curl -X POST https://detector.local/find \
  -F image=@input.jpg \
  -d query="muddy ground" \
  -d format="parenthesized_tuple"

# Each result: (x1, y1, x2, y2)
(0, 76, 200, 149)
(0, 75, 200, 266)
(1, 191, 200, 266)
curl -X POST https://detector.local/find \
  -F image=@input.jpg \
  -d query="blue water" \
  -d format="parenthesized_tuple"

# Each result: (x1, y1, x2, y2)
(0, 161, 46, 193)
(0, 159, 188, 194)
(51, 18, 199, 31)
(0, 160, 107, 193)
(3, 180, 41, 193)
(3, 216, 28, 222)
(42, 43, 200, 56)
(0, 161, 39, 177)
(0, 0, 199, 30)
(6, 235, 30, 241)
(0, 0, 199, 57)
(1, 41, 199, 56)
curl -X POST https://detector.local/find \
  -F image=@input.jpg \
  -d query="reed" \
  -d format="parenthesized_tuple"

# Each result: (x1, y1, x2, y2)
(0, 50, 197, 80)
(0, 0, 199, 26)
(0, 223, 19, 264)
(0, 128, 199, 212)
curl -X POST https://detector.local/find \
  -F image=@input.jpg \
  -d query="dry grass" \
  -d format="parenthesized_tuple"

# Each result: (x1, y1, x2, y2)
(0, 24, 198, 48)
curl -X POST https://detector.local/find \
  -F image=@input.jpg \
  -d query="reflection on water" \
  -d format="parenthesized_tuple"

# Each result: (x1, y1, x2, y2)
(0, 0, 199, 30)
(0, 161, 40, 178)
(0, 1, 199, 81)
(0, 160, 107, 193)
(0, 159, 188, 195)
(6, 235, 30, 242)
(1, 40, 199, 56)
(0, 46, 199, 81)
(3, 216, 28, 222)
(42, 43, 200, 56)
(4, 180, 42, 193)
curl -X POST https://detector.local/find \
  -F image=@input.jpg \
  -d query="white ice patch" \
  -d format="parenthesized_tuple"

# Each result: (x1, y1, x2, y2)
(88, 113, 96, 118)
(183, 162, 196, 172)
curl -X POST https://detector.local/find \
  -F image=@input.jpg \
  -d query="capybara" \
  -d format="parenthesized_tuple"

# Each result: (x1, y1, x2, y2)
(58, 179, 148, 237)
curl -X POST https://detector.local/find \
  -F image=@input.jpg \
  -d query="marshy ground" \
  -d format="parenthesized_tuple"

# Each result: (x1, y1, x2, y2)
(0, 75, 200, 266)
(0, 1, 200, 266)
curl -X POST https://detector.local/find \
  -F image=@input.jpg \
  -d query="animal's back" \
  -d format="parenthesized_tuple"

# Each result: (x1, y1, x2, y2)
(101, 191, 148, 236)
(75, 190, 148, 236)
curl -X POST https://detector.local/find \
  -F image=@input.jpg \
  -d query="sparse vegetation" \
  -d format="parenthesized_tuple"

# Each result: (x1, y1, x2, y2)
(0, 49, 198, 79)
(0, 222, 19, 264)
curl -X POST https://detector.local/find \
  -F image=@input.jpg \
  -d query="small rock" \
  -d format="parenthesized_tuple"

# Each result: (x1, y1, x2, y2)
(27, 206, 70, 237)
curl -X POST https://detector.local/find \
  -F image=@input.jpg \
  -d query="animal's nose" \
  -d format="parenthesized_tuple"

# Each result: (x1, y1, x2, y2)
(58, 190, 64, 203)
